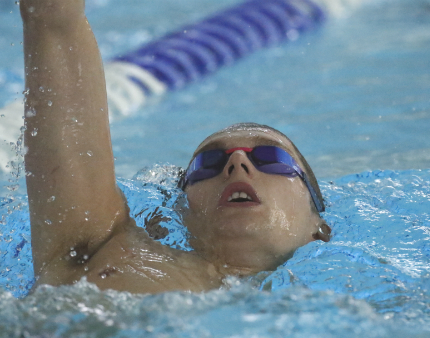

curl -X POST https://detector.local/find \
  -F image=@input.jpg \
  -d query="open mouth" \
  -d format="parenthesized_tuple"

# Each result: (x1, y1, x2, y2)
(228, 191, 254, 202)
(219, 182, 261, 207)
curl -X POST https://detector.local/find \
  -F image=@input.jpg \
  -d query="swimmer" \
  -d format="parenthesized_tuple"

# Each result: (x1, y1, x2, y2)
(20, 0, 330, 294)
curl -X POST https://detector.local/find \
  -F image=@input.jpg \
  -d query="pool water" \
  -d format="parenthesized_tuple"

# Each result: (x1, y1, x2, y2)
(1, 0, 430, 337)
(2, 167, 430, 337)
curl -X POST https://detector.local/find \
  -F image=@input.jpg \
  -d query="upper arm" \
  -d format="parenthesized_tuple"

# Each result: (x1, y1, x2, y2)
(21, 1, 130, 277)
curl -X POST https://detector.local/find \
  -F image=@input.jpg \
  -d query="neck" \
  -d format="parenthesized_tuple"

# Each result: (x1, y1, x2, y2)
(191, 237, 290, 277)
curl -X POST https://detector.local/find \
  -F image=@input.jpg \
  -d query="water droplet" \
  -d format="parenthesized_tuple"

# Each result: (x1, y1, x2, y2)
(69, 47, 73, 51)
(84, 211, 90, 215)
(84, 266, 89, 272)
(31, 128, 38, 136)
(84, 218, 89, 221)
(100, 273, 106, 279)
(87, 151, 93, 156)
(47, 101, 52, 106)
(47, 196, 55, 202)
(11, 43, 14, 47)
(15, 1, 20, 5)
(70, 250, 77, 257)
(45, 220, 52, 225)
(0, 114, 4, 118)
(6, 184, 19, 192)
(28, 6, 35, 12)
(39, 86, 44, 92)
(25, 108, 36, 118)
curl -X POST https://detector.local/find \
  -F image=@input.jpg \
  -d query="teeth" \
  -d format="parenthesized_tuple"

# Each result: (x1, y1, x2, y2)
(227, 191, 253, 202)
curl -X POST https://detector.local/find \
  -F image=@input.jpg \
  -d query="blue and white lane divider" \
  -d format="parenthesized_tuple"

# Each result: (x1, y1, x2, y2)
(1, 0, 326, 172)
(106, 0, 324, 117)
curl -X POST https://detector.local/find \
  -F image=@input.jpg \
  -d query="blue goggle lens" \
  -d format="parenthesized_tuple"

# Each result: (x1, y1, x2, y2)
(184, 146, 300, 185)
(180, 145, 324, 212)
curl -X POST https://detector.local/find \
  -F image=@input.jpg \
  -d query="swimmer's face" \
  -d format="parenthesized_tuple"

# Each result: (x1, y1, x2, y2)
(184, 128, 324, 273)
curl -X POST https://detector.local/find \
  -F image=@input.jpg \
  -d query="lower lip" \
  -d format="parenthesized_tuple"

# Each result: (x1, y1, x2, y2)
(219, 201, 261, 208)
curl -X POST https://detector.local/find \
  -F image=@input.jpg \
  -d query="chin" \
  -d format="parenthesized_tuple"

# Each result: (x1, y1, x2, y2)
(213, 214, 270, 239)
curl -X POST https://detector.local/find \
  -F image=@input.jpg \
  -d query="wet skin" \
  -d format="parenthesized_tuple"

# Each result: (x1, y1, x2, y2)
(185, 129, 323, 274)
(34, 129, 322, 294)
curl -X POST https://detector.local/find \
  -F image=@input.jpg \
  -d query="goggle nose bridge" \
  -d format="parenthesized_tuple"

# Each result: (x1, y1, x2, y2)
(224, 147, 256, 173)
(225, 147, 253, 154)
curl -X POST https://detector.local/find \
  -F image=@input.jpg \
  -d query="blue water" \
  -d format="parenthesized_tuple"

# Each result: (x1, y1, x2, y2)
(2, 167, 430, 336)
(1, 0, 430, 337)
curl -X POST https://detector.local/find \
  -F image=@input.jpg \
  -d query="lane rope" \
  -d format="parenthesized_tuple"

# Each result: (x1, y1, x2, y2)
(1, 0, 327, 172)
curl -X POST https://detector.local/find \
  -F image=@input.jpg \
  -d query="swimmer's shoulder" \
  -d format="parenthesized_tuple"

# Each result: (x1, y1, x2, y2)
(86, 224, 223, 293)
(34, 219, 223, 294)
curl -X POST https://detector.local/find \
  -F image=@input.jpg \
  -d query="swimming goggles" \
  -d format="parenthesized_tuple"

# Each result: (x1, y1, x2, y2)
(179, 145, 324, 212)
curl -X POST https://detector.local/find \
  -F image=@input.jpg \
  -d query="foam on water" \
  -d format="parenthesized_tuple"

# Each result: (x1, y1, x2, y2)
(0, 279, 427, 338)
(1, 167, 430, 336)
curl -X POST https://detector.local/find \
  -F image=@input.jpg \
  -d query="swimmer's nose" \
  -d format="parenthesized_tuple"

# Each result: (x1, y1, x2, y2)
(222, 150, 256, 179)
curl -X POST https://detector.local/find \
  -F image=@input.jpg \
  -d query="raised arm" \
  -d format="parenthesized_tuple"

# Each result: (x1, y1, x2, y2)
(21, 0, 131, 284)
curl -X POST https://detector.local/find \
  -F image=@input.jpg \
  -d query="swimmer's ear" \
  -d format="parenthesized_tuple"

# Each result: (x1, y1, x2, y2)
(312, 221, 331, 243)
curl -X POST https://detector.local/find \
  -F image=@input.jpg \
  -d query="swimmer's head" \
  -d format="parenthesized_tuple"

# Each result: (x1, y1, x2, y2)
(192, 122, 324, 211)
(182, 122, 330, 274)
